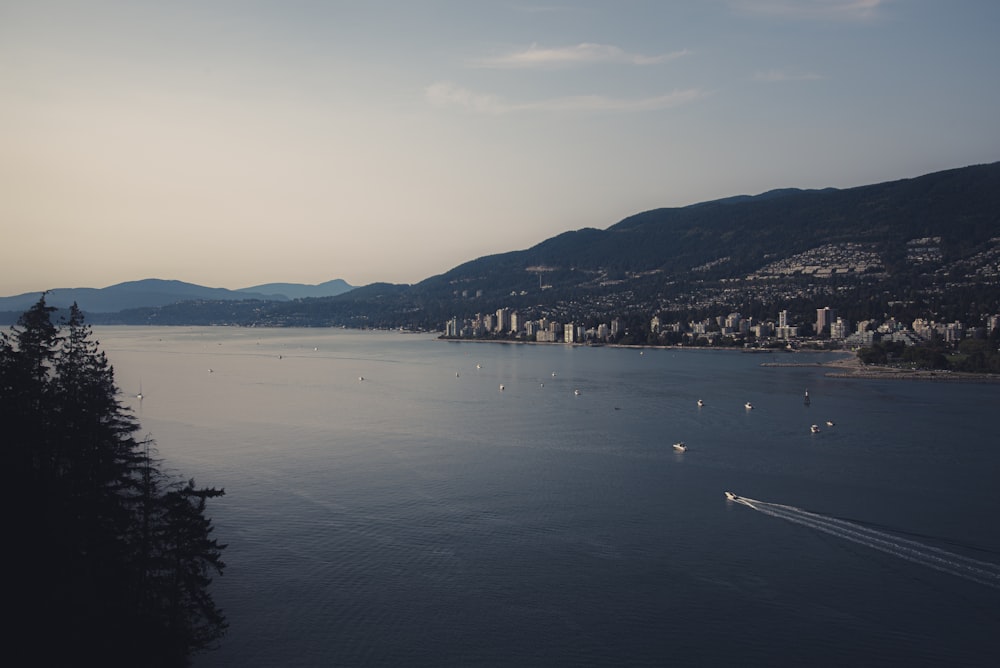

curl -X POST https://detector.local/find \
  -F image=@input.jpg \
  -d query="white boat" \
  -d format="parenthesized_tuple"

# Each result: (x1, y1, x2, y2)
(745, 402, 753, 410)
(725, 491, 739, 501)
(811, 424, 821, 433)
(574, 389, 581, 395)
(673, 442, 687, 452)
(697, 399, 704, 407)
(499, 384, 505, 391)
(825, 420, 835, 427)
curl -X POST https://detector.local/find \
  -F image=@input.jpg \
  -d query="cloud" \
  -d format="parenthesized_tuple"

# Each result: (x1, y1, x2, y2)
(474, 43, 691, 69)
(752, 69, 825, 82)
(425, 82, 706, 114)
(730, 0, 884, 21)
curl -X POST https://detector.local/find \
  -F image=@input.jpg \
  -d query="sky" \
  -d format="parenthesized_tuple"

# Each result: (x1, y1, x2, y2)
(2, 0, 999, 295)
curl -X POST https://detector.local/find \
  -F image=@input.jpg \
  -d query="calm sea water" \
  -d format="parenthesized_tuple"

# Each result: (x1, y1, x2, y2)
(96, 327, 1000, 667)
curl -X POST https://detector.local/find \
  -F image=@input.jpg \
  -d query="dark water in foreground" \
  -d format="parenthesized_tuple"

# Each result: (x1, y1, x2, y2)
(97, 327, 1000, 667)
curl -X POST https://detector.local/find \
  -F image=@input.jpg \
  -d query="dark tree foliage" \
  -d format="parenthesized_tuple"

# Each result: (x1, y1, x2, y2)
(2, 297, 226, 667)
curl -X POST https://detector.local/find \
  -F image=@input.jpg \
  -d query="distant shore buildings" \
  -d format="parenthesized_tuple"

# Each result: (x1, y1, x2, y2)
(443, 305, 998, 350)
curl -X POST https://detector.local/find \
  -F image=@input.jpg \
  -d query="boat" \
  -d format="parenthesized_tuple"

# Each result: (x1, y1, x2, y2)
(825, 420, 835, 427)
(499, 384, 505, 391)
(745, 402, 753, 410)
(725, 491, 739, 501)
(804, 389, 811, 405)
(811, 424, 821, 433)
(697, 399, 704, 407)
(672, 442, 687, 452)
(574, 389, 581, 395)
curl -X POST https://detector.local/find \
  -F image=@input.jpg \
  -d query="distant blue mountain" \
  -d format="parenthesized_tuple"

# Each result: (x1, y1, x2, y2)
(0, 278, 322, 315)
(236, 279, 354, 300)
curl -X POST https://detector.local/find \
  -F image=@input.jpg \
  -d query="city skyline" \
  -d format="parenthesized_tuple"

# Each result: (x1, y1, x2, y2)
(3, 1, 999, 296)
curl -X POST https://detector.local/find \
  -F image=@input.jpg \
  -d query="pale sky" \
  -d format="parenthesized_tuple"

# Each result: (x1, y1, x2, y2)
(2, 0, 998, 295)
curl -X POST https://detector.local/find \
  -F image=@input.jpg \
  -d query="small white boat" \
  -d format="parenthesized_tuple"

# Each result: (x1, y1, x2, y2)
(725, 491, 739, 501)
(811, 424, 821, 433)
(745, 402, 753, 410)
(499, 384, 505, 391)
(552, 372, 557, 377)
(574, 389, 581, 396)
(697, 399, 704, 407)
(359, 376, 364, 381)
(476, 363, 482, 369)
(825, 420, 835, 427)
(673, 442, 687, 452)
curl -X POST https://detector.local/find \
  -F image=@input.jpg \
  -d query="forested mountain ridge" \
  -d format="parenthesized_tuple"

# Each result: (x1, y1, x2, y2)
(12, 161, 999, 329)
(268, 161, 1000, 329)
(0, 278, 355, 315)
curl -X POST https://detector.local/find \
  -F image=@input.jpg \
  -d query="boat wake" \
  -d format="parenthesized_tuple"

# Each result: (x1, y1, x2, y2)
(734, 496, 1000, 589)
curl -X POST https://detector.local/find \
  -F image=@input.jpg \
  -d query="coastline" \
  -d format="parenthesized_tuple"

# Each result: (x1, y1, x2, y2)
(442, 338, 1000, 383)
(817, 354, 1000, 383)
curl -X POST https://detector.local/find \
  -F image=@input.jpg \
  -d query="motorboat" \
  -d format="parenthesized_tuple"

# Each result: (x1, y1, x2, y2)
(825, 420, 835, 427)
(697, 399, 704, 407)
(811, 424, 821, 433)
(574, 389, 581, 396)
(745, 402, 753, 410)
(673, 442, 687, 452)
(725, 491, 739, 501)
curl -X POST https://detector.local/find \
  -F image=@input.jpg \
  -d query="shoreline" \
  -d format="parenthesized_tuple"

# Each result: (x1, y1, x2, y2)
(816, 355, 1000, 383)
(441, 338, 1000, 383)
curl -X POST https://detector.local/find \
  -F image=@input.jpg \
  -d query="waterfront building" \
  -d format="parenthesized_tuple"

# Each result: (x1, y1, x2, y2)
(816, 307, 835, 335)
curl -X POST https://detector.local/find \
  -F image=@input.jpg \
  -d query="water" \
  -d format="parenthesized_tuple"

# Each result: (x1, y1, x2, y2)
(96, 327, 1000, 666)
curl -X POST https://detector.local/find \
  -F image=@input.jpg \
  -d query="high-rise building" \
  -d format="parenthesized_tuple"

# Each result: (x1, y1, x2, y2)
(816, 307, 835, 335)
(495, 308, 511, 333)
(830, 317, 850, 340)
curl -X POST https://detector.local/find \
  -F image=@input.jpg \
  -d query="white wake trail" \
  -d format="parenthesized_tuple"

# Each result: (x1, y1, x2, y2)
(735, 497, 1000, 589)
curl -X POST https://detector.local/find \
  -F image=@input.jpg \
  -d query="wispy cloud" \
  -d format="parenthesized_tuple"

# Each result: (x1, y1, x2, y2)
(752, 69, 825, 82)
(730, 0, 884, 21)
(474, 43, 691, 69)
(425, 82, 706, 114)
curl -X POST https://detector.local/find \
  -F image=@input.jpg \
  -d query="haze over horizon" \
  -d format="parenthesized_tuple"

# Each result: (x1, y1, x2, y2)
(3, 1, 999, 296)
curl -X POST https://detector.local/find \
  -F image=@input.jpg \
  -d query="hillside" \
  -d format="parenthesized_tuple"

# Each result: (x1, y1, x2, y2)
(11, 162, 998, 329)
(0, 278, 354, 317)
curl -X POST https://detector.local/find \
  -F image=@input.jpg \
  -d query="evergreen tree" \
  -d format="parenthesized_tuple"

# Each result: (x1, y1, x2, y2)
(2, 298, 227, 666)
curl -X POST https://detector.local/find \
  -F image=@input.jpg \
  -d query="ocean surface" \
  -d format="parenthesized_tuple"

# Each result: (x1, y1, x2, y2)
(95, 327, 1000, 667)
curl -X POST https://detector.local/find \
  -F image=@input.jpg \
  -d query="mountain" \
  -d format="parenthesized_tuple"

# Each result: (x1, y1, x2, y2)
(0, 279, 282, 314)
(236, 279, 354, 300)
(256, 161, 1000, 329)
(0, 278, 355, 317)
(7, 162, 998, 329)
